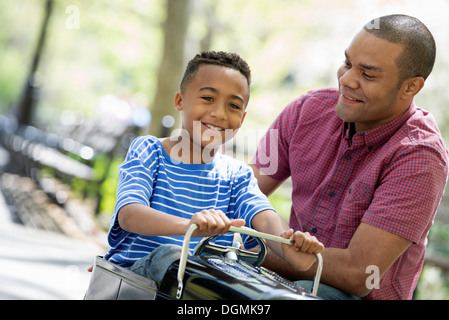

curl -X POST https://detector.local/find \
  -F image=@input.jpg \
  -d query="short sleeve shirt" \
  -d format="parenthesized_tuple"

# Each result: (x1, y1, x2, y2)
(253, 88, 448, 299)
(105, 136, 274, 267)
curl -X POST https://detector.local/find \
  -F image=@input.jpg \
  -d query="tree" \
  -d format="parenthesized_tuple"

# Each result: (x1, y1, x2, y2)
(148, 0, 191, 137)
(15, 0, 54, 126)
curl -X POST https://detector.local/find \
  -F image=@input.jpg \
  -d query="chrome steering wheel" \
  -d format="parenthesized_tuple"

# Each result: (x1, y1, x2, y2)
(176, 225, 323, 299)
(193, 230, 267, 266)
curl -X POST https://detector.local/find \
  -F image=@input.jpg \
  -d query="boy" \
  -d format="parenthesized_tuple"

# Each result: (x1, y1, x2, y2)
(104, 51, 323, 282)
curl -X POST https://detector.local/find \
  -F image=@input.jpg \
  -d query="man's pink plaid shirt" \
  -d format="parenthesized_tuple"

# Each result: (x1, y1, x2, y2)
(253, 88, 448, 299)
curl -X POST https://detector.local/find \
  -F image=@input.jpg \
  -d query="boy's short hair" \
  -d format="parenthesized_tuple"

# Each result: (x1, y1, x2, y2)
(180, 51, 251, 93)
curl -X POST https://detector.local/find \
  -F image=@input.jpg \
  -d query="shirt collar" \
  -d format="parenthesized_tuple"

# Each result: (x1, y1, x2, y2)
(343, 101, 416, 150)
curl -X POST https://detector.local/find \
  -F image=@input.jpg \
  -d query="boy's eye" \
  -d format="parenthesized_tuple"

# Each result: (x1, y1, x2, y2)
(202, 96, 214, 102)
(229, 103, 241, 110)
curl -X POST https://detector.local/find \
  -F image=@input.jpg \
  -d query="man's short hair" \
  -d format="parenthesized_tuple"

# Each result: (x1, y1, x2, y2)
(180, 51, 251, 92)
(363, 14, 436, 83)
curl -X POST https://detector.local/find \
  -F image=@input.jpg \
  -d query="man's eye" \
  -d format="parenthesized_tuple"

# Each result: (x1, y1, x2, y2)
(363, 73, 375, 79)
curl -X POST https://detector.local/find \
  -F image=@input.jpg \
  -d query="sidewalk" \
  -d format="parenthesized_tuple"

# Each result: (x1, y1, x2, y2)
(0, 190, 104, 300)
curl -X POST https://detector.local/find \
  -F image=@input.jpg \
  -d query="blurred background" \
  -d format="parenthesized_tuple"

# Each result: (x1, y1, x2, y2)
(0, 0, 448, 299)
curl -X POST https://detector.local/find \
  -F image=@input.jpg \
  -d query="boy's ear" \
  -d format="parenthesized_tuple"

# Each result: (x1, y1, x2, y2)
(174, 92, 183, 111)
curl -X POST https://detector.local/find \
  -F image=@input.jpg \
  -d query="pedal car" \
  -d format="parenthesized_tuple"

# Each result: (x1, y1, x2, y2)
(84, 225, 323, 300)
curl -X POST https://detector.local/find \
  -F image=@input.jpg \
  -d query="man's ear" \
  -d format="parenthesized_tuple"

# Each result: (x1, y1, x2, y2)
(402, 77, 425, 99)
(174, 92, 183, 111)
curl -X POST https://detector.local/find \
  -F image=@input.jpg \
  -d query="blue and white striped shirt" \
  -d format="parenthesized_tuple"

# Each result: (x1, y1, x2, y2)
(105, 136, 274, 267)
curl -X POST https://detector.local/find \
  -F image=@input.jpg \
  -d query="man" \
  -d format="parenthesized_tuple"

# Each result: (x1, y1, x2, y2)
(251, 15, 448, 299)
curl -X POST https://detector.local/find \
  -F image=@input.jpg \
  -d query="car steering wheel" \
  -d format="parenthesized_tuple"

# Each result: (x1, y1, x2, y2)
(176, 225, 323, 299)
(193, 230, 267, 266)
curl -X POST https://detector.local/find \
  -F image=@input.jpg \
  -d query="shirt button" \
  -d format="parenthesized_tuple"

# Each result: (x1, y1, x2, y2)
(328, 191, 336, 197)
(311, 227, 318, 234)
(345, 154, 352, 160)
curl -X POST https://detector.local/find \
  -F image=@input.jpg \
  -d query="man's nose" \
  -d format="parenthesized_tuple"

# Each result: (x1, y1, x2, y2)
(338, 68, 360, 89)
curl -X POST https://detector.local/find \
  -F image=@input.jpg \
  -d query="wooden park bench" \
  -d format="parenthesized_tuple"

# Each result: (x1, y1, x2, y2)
(0, 115, 137, 238)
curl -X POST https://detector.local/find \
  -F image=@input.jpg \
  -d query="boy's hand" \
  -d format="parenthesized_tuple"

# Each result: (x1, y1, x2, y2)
(188, 209, 245, 237)
(280, 229, 324, 271)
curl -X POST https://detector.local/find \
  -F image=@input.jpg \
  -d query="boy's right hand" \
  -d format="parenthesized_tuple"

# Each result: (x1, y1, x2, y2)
(188, 209, 245, 237)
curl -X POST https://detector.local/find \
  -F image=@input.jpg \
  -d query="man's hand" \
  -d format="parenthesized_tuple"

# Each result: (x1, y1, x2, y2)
(188, 209, 245, 237)
(280, 229, 324, 271)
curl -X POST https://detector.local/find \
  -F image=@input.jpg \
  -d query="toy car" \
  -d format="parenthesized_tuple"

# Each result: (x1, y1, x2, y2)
(84, 225, 323, 300)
